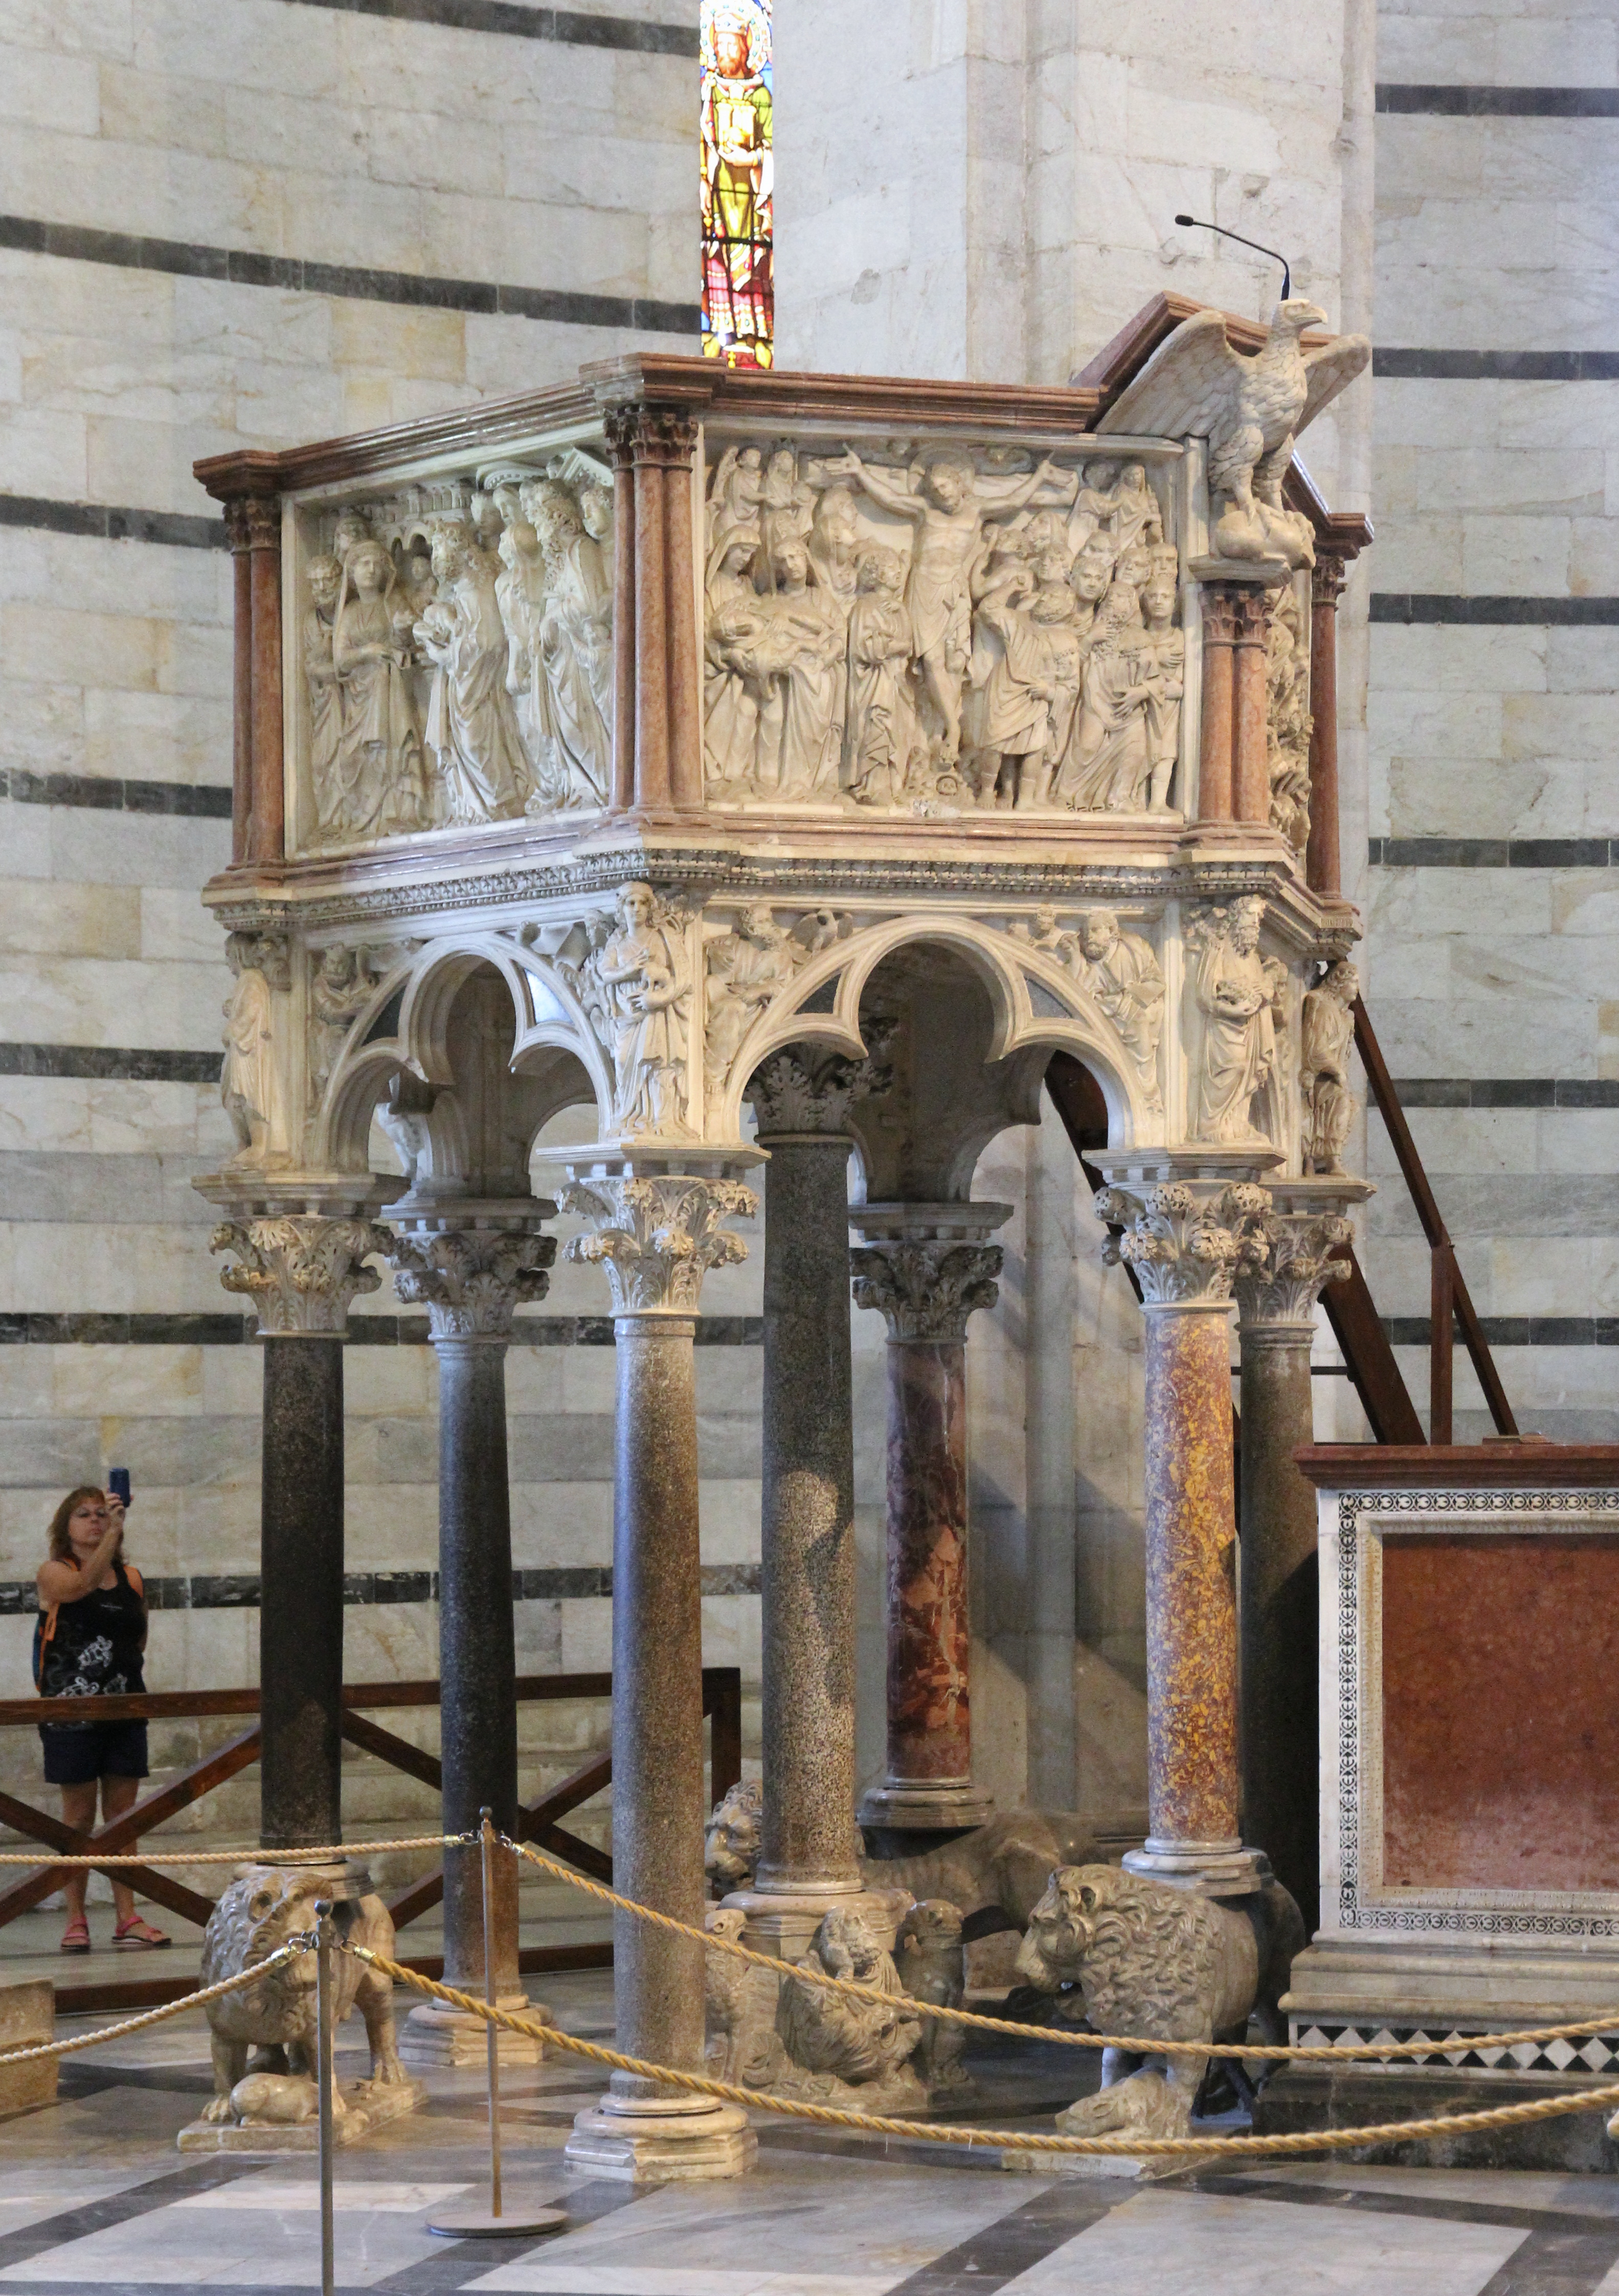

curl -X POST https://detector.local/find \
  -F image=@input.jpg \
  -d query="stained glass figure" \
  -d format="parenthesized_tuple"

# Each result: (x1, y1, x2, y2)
(701, 1, 773, 369)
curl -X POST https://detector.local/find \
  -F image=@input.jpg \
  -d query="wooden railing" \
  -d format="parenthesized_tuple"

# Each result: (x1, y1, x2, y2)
(0, 1668, 743, 2010)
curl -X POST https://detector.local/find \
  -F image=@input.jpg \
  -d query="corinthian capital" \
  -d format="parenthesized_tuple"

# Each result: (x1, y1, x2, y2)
(386, 1215, 557, 1342)
(560, 1173, 757, 1316)
(602, 406, 699, 469)
(211, 1215, 390, 1335)
(1234, 1205, 1352, 1331)
(748, 1047, 888, 1139)
(1093, 1179, 1272, 1307)
(849, 1239, 1003, 1344)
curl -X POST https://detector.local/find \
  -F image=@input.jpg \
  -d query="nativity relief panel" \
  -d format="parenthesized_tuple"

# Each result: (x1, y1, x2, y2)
(701, 434, 1188, 817)
(291, 451, 615, 852)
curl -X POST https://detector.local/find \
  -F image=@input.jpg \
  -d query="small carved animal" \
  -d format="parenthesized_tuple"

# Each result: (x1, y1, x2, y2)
(704, 1779, 763, 1896)
(199, 1866, 408, 2126)
(1015, 1864, 1303, 2141)
(703, 1905, 782, 2087)
(896, 1899, 969, 2091)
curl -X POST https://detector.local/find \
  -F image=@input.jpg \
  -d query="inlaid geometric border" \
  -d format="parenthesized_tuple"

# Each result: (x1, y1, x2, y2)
(1335, 1488, 1619, 1938)
(1291, 2020, 1619, 2076)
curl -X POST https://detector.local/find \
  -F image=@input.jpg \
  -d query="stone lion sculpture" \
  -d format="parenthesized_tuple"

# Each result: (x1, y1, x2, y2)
(775, 1906, 923, 2102)
(1015, 1863, 1303, 2141)
(704, 1779, 763, 1896)
(198, 1865, 409, 2128)
(872, 1813, 1104, 1935)
(896, 1899, 969, 2092)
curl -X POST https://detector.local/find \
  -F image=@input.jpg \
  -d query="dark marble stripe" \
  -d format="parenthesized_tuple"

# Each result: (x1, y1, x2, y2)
(0, 214, 699, 335)
(1191, 2172, 1619, 2237)
(884, 2181, 1138, 2293)
(1385, 1317, 1619, 1348)
(0, 768, 233, 817)
(1377, 83, 1619, 116)
(0, 1045, 224, 1083)
(1390, 1079, 1619, 1109)
(0, 2160, 258, 2276)
(284, 0, 699, 54)
(0, 493, 227, 549)
(0, 1562, 761, 1611)
(1371, 594, 1619, 625)
(1368, 836, 1616, 868)
(1376, 349, 1619, 381)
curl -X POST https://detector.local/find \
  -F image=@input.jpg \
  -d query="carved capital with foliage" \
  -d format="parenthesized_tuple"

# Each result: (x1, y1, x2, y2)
(387, 1221, 557, 1342)
(1234, 1206, 1353, 1332)
(1093, 1180, 1272, 1307)
(849, 1238, 1003, 1344)
(560, 1173, 757, 1316)
(748, 1046, 888, 1138)
(211, 1215, 390, 1336)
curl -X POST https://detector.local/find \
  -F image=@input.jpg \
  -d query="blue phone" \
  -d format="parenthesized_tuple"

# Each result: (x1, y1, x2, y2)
(108, 1468, 132, 1507)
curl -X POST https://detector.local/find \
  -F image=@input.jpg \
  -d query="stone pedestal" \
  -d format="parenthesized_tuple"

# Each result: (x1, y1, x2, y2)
(385, 1203, 559, 2069)
(558, 1169, 759, 2183)
(1092, 1165, 1274, 1894)
(209, 1207, 390, 1848)
(1234, 1182, 1368, 1935)
(849, 1202, 1009, 1840)
(0, 1980, 54, 2120)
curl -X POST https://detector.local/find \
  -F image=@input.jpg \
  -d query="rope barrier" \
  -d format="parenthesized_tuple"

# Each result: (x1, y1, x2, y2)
(344, 1942, 1619, 2160)
(0, 1834, 467, 1867)
(0, 1942, 308, 2066)
(505, 1837, 1619, 2068)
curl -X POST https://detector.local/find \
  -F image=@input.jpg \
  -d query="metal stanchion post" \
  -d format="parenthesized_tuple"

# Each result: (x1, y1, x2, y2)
(314, 1900, 336, 2296)
(427, 1816, 565, 2243)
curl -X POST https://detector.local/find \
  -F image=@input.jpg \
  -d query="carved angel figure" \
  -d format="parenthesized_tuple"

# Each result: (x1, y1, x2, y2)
(1190, 897, 1287, 1146)
(1096, 301, 1370, 568)
(1301, 959, 1359, 1174)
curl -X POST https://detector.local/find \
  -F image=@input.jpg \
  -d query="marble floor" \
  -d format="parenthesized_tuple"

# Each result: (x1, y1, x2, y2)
(4, 1974, 1619, 2293)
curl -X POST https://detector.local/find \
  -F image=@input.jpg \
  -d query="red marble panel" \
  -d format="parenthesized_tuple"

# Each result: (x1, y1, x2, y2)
(1381, 1532, 1619, 1892)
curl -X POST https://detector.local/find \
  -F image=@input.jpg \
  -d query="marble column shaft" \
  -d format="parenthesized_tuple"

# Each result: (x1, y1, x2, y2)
(1231, 586, 1274, 827)
(1306, 554, 1348, 898)
(602, 406, 702, 813)
(1094, 1176, 1272, 1891)
(210, 1213, 389, 1850)
(1197, 589, 1238, 822)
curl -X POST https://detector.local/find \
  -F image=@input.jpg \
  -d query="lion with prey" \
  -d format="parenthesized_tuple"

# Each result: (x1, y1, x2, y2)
(1015, 1863, 1302, 2141)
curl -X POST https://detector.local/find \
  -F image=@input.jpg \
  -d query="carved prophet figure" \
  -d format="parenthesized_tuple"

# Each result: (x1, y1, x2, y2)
(1071, 911, 1165, 1110)
(221, 934, 289, 1167)
(1191, 898, 1287, 1146)
(1301, 958, 1359, 1174)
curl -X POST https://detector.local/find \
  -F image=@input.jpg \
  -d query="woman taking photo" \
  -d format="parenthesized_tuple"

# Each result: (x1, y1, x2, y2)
(35, 1486, 170, 1953)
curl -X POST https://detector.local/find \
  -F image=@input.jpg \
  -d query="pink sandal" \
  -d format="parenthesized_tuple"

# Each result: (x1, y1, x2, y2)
(113, 1915, 170, 1949)
(59, 1918, 91, 1954)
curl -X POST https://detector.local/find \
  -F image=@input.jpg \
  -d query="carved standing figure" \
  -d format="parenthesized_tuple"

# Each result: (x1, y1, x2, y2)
(330, 538, 430, 839)
(581, 882, 693, 1139)
(1191, 897, 1287, 1145)
(416, 524, 529, 824)
(841, 546, 914, 806)
(1063, 585, 1155, 811)
(765, 540, 844, 795)
(703, 905, 805, 1105)
(1071, 910, 1165, 1109)
(1301, 958, 1359, 1174)
(302, 553, 344, 813)
(705, 534, 771, 785)
(1139, 546, 1184, 813)
(221, 933, 289, 1167)
(530, 491, 612, 808)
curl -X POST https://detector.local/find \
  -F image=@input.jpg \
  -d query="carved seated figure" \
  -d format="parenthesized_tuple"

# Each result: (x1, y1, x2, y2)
(775, 1906, 923, 2100)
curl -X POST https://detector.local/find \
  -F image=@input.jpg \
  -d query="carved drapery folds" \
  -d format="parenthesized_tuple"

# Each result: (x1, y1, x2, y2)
(1301, 958, 1359, 1175)
(1187, 898, 1287, 1148)
(211, 1216, 391, 1335)
(296, 455, 614, 849)
(1005, 906, 1164, 1112)
(1093, 1180, 1272, 1307)
(221, 932, 292, 1168)
(701, 441, 1184, 816)
(849, 1239, 1003, 1345)
(704, 905, 852, 1112)
(561, 1174, 757, 1316)
(387, 1222, 557, 1342)
(561, 881, 695, 1142)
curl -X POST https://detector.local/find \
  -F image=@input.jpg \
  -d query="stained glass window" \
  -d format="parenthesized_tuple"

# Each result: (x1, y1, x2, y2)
(700, 1, 773, 368)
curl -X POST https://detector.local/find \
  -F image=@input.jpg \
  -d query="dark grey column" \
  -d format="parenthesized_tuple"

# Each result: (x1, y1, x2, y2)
(558, 1169, 757, 2183)
(385, 1210, 556, 2068)
(211, 1213, 390, 1851)
(1234, 1183, 1365, 1935)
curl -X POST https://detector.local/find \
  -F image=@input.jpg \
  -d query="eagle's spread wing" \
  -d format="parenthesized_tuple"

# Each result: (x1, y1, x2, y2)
(1096, 311, 1248, 441)
(1298, 333, 1373, 432)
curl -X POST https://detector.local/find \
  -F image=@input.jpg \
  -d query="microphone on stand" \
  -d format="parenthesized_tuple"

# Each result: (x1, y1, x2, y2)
(1173, 215, 1292, 301)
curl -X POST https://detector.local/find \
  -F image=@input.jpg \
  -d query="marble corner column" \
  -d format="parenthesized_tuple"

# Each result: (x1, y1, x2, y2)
(601, 404, 702, 815)
(383, 1204, 558, 2068)
(1194, 573, 1281, 830)
(558, 1168, 758, 2183)
(848, 1203, 1009, 1844)
(1231, 585, 1275, 827)
(1234, 1179, 1370, 1935)
(1091, 1166, 1276, 1895)
(1306, 553, 1349, 898)
(1196, 587, 1239, 822)
(722, 1057, 905, 1958)
(210, 1210, 391, 1849)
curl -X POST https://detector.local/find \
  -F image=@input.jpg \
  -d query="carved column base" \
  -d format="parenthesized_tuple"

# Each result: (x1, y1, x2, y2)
(1122, 1840, 1276, 1897)
(719, 1883, 912, 1963)
(399, 1993, 546, 2068)
(856, 1781, 995, 1836)
(564, 2091, 757, 2184)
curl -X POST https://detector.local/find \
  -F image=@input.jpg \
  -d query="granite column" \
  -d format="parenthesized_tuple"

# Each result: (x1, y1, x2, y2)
(1092, 1171, 1274, 1893)
(210, 1212, 390, 1849)
(385, 1208, 558, 2066)
(559, 1170, 758, 2182)
(1235, 1183, 1367, 1934)
(849, 1204, 1009, 1844)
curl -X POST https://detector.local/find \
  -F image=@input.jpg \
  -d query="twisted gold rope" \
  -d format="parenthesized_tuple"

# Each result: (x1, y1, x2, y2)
(0, 1942, 306, 2065)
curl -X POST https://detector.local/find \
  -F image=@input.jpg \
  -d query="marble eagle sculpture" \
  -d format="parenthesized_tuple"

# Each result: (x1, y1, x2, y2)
(1096, 300, 1370, 569)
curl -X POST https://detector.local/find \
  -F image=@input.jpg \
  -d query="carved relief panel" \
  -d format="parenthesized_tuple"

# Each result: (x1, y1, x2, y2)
(289, 449, 614, 852)
(700, 432, 1189, 817)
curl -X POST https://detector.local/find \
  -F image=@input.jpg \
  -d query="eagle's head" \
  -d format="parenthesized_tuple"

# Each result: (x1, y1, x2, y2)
(1272, 298, 1329, 338)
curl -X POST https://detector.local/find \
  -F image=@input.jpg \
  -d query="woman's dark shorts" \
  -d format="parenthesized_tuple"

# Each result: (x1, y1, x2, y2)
(40, 1720, 149, 1786)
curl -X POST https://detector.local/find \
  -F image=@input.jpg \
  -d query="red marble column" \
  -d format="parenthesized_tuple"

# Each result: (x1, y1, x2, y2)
(223, 499, 254, 866)
(1306, 553, 1348, 897)
(1231, 585, 1274, 827)
(849, 1209, 1007, 1840)
(1197, 587, 1239, 822)
(602, 404, 702, 816)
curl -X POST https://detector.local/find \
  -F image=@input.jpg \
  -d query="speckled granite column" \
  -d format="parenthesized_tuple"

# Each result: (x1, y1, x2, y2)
(849, 1204, 1009, 1842)
(384, 1209, 558, 2067)
(558, 1170, 758, 2183)
(209, 1212, 390, 1850)
(1235, 1185, 1365, 1935)
(1093, 1171, 1274, 1894)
